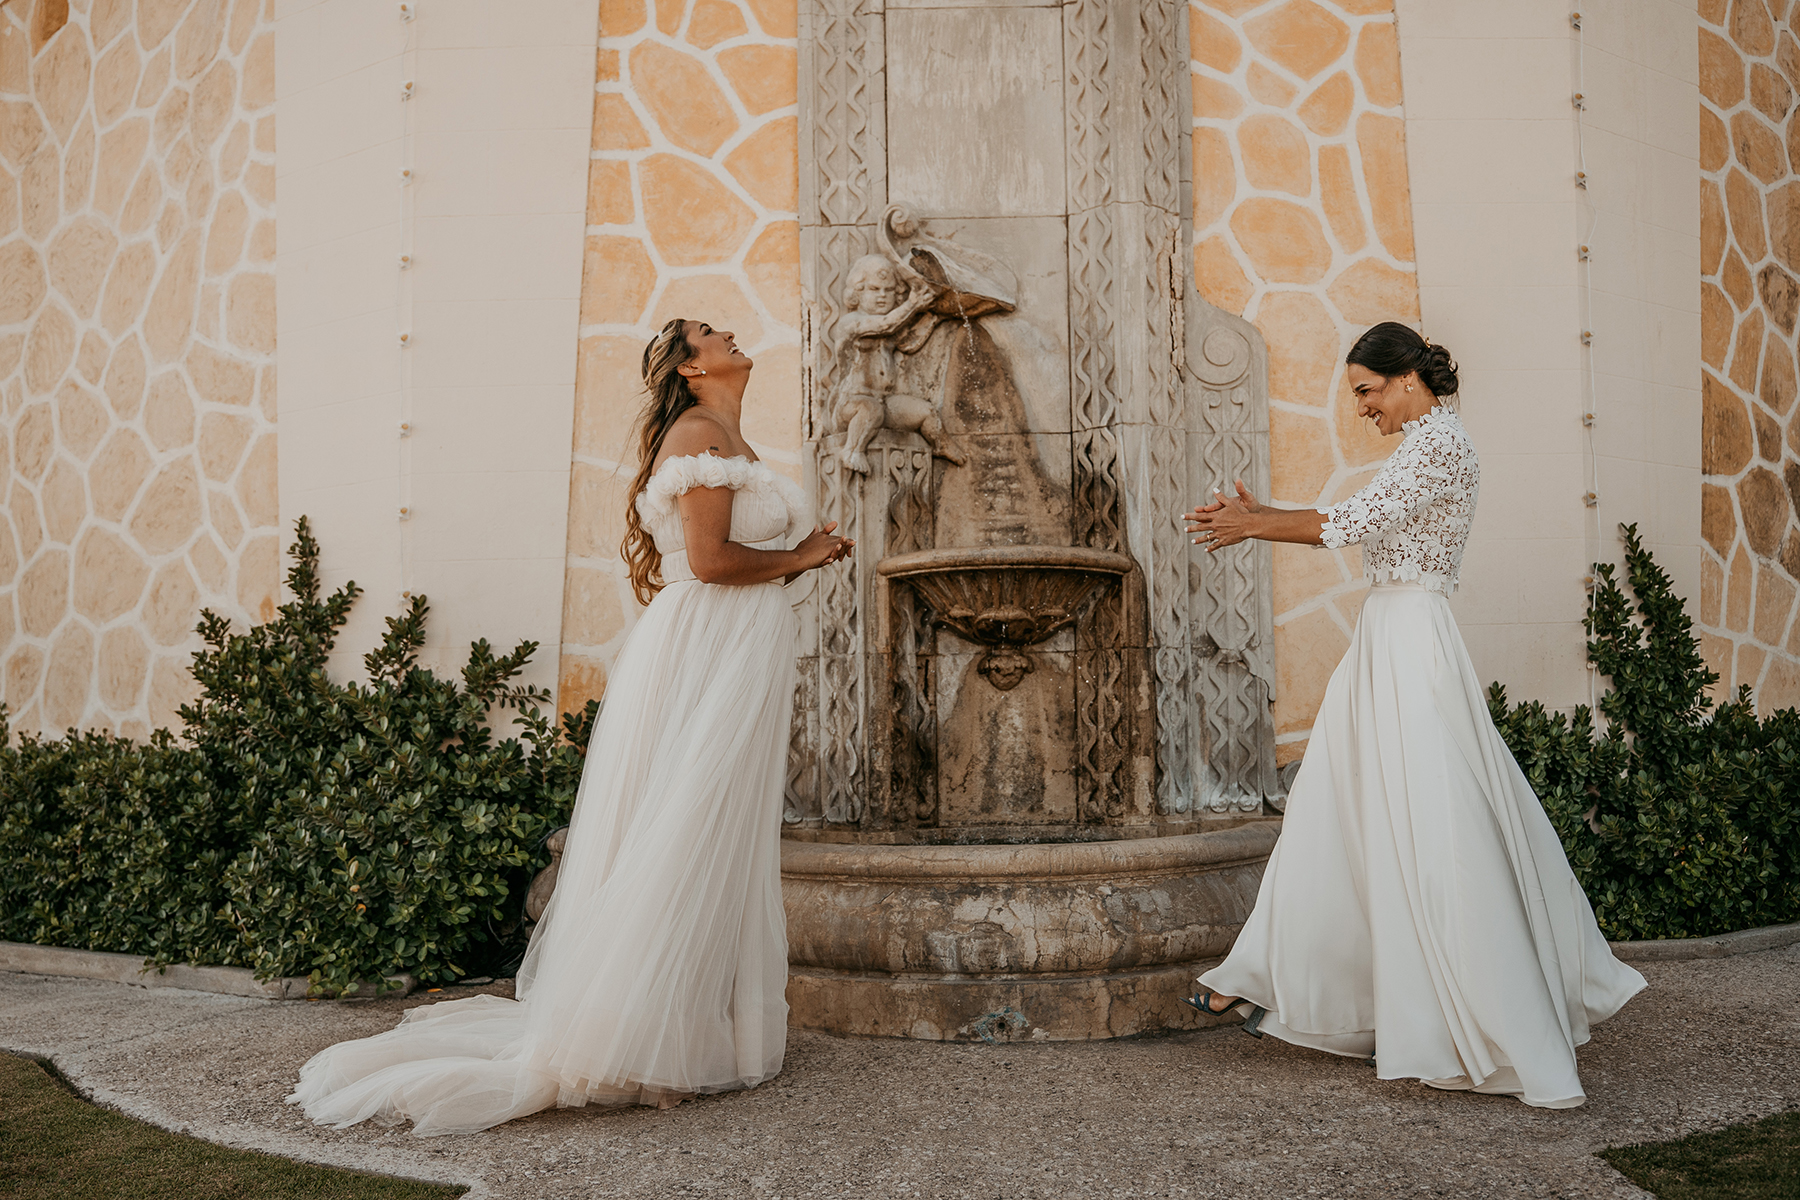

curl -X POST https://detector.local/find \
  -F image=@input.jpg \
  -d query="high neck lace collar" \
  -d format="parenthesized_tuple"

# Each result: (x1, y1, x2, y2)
(1401, 404, 1455, 435)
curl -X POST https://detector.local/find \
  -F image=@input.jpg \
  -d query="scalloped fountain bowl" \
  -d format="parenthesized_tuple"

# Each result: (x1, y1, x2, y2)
(877, 546, 1133, 690)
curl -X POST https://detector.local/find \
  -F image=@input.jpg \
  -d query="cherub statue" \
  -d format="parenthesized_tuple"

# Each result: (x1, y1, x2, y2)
(830, 254, 968, 475)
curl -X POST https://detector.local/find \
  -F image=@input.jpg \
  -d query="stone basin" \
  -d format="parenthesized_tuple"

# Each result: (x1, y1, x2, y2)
(877, 545, 1134, 690)
(780, 820, 1280, 1041)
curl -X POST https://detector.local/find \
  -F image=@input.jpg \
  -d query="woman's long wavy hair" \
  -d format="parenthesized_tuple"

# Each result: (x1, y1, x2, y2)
(622, 318, 700, 605)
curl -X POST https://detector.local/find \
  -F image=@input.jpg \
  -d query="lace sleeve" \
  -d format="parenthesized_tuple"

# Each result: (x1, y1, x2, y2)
(636, 454, 754, 520)
(1319, 427, 1463, 549)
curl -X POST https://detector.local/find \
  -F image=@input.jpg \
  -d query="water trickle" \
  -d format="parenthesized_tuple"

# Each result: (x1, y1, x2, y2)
(952, 291, 979, 364)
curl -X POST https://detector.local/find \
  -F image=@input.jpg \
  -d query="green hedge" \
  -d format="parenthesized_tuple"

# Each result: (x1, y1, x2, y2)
(1491, 524, 1800, 940)
(4, 520, 1794, 986)
(0, 520, 594, 995)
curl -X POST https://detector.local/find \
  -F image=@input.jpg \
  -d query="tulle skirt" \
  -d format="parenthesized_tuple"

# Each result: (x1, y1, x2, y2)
(1199, 582, 1645, 1108)
(288, 578, 799, 1135)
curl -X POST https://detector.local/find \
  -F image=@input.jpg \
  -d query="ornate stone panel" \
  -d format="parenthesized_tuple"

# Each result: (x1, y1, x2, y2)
(795, 0, 889, 824)
(1185, 315, 1279, 811)
(795, 0, 1277, 831)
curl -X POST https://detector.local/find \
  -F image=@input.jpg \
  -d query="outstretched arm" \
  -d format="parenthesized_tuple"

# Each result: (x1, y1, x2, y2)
(1183, 480, 1326, 550)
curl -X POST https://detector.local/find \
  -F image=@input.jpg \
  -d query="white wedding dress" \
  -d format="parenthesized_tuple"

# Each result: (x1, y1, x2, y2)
(289, 454, 807, 1135)
(1199, 406, 1645, 1109)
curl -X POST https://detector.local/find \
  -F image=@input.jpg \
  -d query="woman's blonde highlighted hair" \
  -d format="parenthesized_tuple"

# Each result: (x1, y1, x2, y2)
(622, 318, 700, 605)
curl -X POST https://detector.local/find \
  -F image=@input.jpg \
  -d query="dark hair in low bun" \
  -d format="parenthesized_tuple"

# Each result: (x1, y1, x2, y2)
(1346, 321, 1459, 399)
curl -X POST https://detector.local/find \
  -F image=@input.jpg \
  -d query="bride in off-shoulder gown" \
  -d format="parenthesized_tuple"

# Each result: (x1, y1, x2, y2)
(291, 319, 849, 1135)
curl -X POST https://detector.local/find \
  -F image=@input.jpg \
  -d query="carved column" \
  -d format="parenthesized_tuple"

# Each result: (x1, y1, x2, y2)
(1065, 0, 1266, 817)
(1184, 314, 1280, 810)
(792, 0, 889, 825)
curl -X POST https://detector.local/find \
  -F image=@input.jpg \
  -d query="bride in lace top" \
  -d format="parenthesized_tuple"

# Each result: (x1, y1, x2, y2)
(290, 318, 851, 1135)
(1319, 403, 1478, 594)
(1181, 322, 1643, 1109)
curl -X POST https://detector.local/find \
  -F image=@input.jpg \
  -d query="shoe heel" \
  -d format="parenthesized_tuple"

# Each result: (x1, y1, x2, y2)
(1242, 1006, 1267, 1039)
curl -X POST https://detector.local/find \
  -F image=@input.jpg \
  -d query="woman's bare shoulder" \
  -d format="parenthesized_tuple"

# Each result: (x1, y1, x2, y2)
(654, 410, 737, 471)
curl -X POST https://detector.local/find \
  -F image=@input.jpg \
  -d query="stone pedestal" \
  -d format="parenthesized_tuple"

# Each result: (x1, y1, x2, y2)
(781, 821, 1280, 1040)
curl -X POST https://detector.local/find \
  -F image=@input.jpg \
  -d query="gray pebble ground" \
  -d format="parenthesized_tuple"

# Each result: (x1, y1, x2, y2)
(2, 945, 1796, 1200)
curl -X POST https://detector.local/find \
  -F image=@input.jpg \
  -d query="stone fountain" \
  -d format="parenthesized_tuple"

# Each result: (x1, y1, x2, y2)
(781, 0, 1285, 1040)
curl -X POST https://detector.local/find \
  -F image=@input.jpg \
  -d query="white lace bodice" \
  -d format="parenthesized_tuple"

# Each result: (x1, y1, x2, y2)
(635, 454, 810, 583)
(1319, 407, 1479, 594)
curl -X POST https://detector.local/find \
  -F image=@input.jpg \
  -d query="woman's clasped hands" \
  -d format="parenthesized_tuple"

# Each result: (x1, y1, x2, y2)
(1184, 479, 1266, 552)
(795, 521, 855, 571)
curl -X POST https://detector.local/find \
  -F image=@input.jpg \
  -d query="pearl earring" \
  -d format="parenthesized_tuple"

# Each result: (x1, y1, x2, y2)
(1405, 385, 1413, 392)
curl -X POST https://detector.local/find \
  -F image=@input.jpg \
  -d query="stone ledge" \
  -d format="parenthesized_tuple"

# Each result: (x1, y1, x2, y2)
(780, 821, 1282, 882)
(1609, 921, 1800, 962)
(0, 942, 415, 1000)
(787, 958, 1231, 1041)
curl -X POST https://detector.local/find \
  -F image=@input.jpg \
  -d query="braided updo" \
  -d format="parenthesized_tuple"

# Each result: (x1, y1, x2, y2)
(1345, 321, 1459, 399)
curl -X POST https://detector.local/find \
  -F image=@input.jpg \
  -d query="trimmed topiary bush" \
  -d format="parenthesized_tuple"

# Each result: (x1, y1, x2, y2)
(1491, 524, 1800, 940)
(0, 519, 596, 995)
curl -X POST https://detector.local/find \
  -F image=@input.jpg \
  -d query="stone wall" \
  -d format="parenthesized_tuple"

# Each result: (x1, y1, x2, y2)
(1697, 0, 1800, 707)
(556, 0, 800, 716)
(0, 0, 279, 740)
(1189, 0, 1419, 759)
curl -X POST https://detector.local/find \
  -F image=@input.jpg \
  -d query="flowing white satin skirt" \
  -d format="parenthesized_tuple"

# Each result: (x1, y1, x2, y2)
(288, 578, 799, 1135)
(1199, 582, 1645, 1109)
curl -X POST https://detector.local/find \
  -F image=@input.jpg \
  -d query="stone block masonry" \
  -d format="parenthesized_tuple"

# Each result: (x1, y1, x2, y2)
(558, 0, 802, 720)
(0, 0, 279, 740)
(1190, 0, 1422, 759)
(1697, 0, 1800, 708)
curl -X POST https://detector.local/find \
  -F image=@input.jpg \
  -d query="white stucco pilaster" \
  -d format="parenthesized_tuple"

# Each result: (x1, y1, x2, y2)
(1394, 0, 1702, 711)
(274, 0, 600, 701)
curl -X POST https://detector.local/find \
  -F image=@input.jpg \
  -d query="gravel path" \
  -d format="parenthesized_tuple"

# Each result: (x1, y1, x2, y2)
(2, 945, 1796, 1199)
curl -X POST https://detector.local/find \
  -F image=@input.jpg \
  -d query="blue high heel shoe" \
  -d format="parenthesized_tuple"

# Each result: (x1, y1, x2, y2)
(1183, 989, 1267, 1038)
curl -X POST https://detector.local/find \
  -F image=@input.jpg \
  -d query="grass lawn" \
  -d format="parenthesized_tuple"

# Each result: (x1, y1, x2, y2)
(0, 1052, 465, 1200)
(1601, 1109, 1800, 1199)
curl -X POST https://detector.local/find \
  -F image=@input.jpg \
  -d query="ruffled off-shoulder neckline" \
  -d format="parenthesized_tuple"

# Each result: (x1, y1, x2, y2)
(637, 453, 798, 518)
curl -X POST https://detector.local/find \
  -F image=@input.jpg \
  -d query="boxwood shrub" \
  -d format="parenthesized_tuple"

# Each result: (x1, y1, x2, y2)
(4, 520, 1794, 984)
(0, 519, 595, 995)
(1491, 524, 1800, 940)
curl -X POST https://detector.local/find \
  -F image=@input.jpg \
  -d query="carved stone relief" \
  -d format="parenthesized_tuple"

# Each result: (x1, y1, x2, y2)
(793, 0, 1276, 836)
